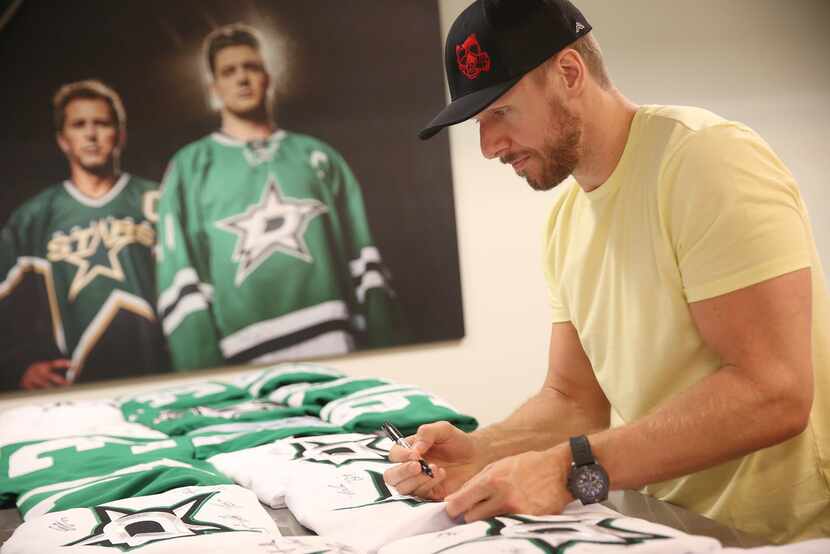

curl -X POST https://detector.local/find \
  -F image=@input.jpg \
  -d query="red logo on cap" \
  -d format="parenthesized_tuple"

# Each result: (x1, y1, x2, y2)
(456, 34, 491, 80)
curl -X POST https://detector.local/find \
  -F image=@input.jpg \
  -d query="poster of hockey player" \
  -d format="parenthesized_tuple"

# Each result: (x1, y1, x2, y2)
(0, 1, 463, 391)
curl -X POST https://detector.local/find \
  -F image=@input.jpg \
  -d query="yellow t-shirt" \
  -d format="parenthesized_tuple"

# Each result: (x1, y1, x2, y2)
(543, 105, 829, 543)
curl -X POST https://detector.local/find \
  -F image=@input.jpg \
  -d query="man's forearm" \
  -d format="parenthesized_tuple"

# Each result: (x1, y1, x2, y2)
(473, 386, 609, 465)
(588, 361, 811, 491)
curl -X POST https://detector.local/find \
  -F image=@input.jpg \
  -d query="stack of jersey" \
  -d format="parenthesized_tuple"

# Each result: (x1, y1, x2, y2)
(0, 402, 230, 522)
(207, 432, 399, 509)
(267, 375, 479, 435)
(208, 432, 457, 551)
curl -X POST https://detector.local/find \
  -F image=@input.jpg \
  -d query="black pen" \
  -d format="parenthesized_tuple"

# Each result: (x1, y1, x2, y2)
(381, 421, 434, 478)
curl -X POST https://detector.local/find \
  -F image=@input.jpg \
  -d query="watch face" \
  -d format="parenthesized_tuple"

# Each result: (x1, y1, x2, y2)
(572, 464, 609, 503)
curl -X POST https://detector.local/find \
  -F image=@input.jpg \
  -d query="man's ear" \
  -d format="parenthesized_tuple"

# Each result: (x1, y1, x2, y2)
(56, 132, 70, 156)
(556, 48, 587, 98)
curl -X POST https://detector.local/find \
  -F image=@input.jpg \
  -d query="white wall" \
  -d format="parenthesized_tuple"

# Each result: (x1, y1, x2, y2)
(2, 0, 828, 427)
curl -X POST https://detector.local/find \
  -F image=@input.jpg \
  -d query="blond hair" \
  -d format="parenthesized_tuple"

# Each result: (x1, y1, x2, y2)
(53, 79, 126, 132)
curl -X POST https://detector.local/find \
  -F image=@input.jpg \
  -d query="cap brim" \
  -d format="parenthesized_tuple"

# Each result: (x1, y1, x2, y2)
(418, 75, 522, 140)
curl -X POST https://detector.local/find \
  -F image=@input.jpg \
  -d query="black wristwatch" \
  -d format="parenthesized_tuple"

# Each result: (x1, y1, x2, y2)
(566, 435, 609, 504)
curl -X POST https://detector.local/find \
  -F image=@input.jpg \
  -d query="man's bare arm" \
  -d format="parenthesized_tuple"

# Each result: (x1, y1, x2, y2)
(384, 320, 609, 498)
(591, 267, 813, 489)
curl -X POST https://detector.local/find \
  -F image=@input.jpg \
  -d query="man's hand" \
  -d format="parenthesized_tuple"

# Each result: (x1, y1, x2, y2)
(383, 421, 486, 501)
(20, 359, 71, 389)
(445, 444, 574, 522)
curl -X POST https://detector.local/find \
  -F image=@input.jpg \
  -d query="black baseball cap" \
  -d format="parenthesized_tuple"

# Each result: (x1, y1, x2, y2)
(419, 0, 591, 140)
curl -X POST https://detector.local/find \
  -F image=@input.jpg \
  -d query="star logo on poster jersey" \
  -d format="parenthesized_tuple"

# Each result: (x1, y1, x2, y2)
(216, 175, 328, 287)
(61, 221, 130, 301)
(64, 492, 239, 551)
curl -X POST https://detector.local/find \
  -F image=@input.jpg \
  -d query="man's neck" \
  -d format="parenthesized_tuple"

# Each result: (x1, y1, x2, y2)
(69, 167, 118, 199)
(573, 88, 639, 192)
(221, 110, 275, 142)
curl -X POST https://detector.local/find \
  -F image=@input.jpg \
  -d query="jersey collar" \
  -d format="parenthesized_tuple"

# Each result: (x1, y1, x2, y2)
(63, 173, 130, 208)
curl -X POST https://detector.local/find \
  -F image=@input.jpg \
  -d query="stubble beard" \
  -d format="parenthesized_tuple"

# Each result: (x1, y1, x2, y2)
(524, 100, 582, 191)
(226, 100, 271, 125)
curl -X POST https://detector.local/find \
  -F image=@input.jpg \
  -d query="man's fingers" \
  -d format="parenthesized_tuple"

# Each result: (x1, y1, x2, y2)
(461, 495, 506, 523)
(49, 359, 72, 368)
(411, 421, 454, 454)
(388, 444, 421, 463)
(383, 461, 424, 490)
(46, 371, 69, 386)
(409, 465, 446, 498)
(445, 476, 491, 520)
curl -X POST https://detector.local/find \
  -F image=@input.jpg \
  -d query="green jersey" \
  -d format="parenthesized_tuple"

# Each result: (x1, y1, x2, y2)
(0, 174, 170, 388)
(119, 381, 250, 414)
(319, 383, 479, 435)
(125, 398, 313, 436)
(18, 458, 229, 520)
(0, 434, 194, 509)
(156, 131, 408, 370)
(269, 376, 390, 407)
(189, 416, 346, 458)
(235, 362, 346, 398)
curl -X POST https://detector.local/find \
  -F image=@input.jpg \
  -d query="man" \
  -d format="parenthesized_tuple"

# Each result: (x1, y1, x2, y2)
(384, 0, 828, 543)
(0, 80, 170, 390)
(156, 24, 407, 371)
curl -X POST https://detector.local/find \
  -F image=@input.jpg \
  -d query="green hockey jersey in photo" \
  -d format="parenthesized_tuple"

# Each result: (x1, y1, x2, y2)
(0, 174, 170, 388)
(0, 433, 207, 515)
(156, 131, 409, 370)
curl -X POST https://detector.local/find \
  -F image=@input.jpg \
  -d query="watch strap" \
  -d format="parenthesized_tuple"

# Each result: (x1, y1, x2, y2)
(569, 435, 594, 467)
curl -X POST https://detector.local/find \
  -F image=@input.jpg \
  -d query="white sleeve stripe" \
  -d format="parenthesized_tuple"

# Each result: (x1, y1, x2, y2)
(164, 214, 175, 251)
(162, 294, 209, 336)
(355, 270, 387, 304)
(349, 246, 382, 277)
(220, 300, 350, 359)
(158, 268, 204, 312)
(0, 256, 47, 297)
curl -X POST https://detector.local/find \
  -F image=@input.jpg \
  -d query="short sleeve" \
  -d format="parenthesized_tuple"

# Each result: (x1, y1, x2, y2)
(543, 191, 572, 323)
(662, 124, 811, 302)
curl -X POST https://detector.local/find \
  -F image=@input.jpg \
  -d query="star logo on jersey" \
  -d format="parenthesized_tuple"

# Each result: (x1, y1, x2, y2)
(216, 175, 328, 286)
(64, 492, 240, 551)
(47, 217, 155, 301)
(289, 435, 390, 467)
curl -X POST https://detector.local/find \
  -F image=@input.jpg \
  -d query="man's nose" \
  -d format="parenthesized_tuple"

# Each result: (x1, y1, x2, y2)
(479, 122, 508, 160)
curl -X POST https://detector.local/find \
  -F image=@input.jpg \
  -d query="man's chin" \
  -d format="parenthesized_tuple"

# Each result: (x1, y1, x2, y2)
(525, 173, 569, 192)
(78, 160, 114, 175)
(227, 102, 269, 121)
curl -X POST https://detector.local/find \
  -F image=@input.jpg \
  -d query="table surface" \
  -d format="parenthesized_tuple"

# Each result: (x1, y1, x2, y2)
(0, 489, 769, 549)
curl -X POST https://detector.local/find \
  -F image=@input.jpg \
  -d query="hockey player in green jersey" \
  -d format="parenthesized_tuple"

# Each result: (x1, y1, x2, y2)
(157, 24, 408, 371)
(0, 80, 170, 390)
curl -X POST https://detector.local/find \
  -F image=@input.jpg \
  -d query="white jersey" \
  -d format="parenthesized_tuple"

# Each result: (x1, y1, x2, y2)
(377, 503, 721, 554)
(190, 416, 344, 459)
(207, 433, 390, 509)
(1, 485, 280, 554)
(0, 401, 164, 446)
(283, 449, 456, 553)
